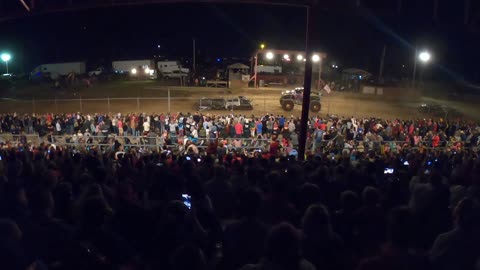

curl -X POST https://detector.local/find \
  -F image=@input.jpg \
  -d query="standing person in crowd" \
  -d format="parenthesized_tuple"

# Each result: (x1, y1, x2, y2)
(143, 119, 150, 136)
(430, 198, 480, 270)
(240, 223, 315, 270)
(235, 121, 243, 138)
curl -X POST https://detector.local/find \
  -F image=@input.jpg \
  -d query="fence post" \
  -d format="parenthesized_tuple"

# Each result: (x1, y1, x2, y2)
(137, 97, 140, 111)
(107, 97, 111, 113)
(168, 88, 171, 113)
(32, 97, 36, 113)
(54, 97, 58, 113)
(79, 96, 83, 112)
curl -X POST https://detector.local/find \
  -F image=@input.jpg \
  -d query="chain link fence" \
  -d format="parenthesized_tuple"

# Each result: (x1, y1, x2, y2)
(0, 95, 418, 119)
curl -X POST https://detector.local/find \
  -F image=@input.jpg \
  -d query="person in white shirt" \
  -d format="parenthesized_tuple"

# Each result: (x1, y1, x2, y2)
(191, 128, 198, 138)
(288, 121, 296, 133)
(169, 122, 178, 138)
(143, 121, 150, 134)
(55, 121, 62, 134)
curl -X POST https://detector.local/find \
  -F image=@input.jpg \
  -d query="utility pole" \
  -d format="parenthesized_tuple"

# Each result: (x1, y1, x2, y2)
(433, 0, 439, 22)
(193, 39, 196, 74)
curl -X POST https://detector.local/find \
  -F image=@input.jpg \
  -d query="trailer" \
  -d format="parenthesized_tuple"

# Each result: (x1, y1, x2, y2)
(31, 62, 86, 80)
(157, 61, 189, 74)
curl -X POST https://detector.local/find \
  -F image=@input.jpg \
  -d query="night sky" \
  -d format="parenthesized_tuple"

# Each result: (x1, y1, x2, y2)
(0, 1, 479, 85)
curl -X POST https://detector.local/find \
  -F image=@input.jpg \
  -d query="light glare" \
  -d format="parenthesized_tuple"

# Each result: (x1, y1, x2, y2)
(1, 53, 11, 62)
(419, 51, 431, 62)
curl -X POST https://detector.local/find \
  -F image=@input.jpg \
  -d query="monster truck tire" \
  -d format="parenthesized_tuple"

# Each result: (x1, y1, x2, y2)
(310, 101, 321, 112)
(281, 100, 294, 111)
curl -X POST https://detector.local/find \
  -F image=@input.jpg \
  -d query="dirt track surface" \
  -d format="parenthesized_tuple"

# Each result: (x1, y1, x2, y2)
(1, 84, 479, 121)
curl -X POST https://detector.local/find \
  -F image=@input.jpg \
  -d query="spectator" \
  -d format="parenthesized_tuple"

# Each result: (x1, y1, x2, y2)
(259, 173, 298, 226)
(334, 190, 360, 251)
(205, 165, 234, 219)
(357, 207, 431, 270)
(302, 204, 346, 270)
(0, 218, 37, 270)
(240, 222, 315, 270)
(430, 198, 480, 270)
(222, 188, 267, 270)
(354, 186, 386, 257)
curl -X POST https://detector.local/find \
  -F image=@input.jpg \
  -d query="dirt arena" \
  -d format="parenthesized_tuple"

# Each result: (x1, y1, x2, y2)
(1, 82, 478, 121)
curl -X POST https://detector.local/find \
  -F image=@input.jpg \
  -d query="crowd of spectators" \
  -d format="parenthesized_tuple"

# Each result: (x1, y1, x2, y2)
(1, 112, 479, 155)
(0, 111, 480, 270)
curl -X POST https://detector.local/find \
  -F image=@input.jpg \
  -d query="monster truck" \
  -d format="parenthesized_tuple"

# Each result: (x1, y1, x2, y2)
(279, 87, 321, 112)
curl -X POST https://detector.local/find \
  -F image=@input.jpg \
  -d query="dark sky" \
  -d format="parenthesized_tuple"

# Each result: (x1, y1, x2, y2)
(0, 1, 479, 85)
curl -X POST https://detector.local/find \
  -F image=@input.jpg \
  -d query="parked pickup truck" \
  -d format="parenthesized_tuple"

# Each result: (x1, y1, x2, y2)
(225, 96, 253, 110)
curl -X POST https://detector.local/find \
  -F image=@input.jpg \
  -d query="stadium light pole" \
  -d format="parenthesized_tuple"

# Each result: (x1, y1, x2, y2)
(1, 53, 11, 74)
(412, 49, 431, 89)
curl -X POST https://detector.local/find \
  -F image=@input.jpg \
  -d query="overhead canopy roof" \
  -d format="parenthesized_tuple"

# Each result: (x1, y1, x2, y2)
(227, 63, 250, 69)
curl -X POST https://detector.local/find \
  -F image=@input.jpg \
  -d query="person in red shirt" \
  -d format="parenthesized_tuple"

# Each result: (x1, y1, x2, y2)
(235, 122, 243, 138)
(432, 133, 440, 147)
(409, 123, 415, 135)
(320, 121, 327, 131)
(269, 140, 280, 156)
(118, 118, 124, 136)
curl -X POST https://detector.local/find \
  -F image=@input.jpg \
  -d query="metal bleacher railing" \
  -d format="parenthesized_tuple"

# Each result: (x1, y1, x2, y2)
(0, 133, 472, 154)
(0, 133, 272, 150)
